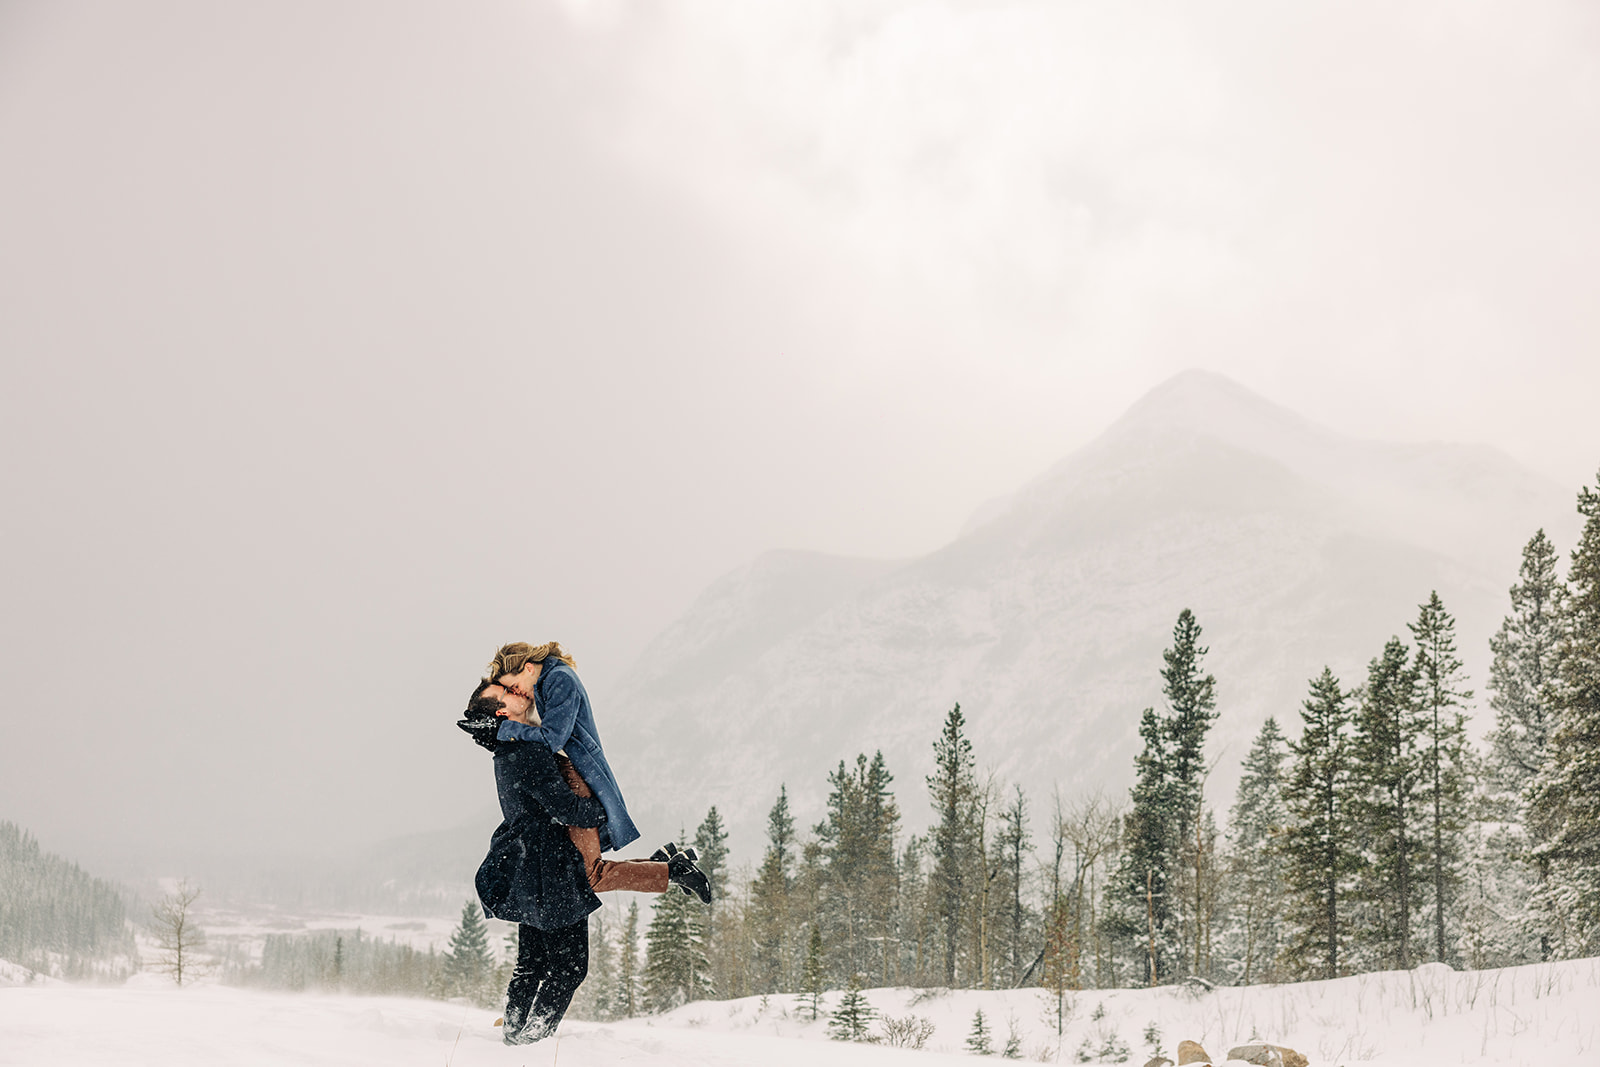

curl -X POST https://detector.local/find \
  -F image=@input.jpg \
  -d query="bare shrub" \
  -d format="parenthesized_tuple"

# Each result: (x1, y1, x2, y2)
(879, 1013, 937, 1049)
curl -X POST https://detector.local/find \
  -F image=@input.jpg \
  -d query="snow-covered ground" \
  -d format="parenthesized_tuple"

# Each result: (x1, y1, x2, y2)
(3, 958, 1598, 1066)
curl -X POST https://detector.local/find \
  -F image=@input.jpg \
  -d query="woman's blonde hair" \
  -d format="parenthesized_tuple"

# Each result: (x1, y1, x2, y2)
(489, 641, 577, 681)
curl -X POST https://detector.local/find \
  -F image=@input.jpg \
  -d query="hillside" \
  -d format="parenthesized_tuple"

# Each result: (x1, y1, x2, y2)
(3, 956, 1596, 1065)
(603, 371, 1582, 855)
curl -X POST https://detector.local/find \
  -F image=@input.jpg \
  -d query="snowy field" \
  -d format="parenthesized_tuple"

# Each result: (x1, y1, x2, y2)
(4, 958, 1599, 1067)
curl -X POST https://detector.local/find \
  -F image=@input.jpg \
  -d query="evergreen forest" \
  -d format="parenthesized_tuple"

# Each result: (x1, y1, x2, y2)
(0, 820, 136, 978)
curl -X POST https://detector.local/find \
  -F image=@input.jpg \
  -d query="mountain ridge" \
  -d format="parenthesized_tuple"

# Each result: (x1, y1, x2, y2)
(602, 371, 1579, 860)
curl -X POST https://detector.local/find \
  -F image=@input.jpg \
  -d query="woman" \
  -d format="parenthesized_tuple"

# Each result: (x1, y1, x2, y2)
(488, 641, 711, 901)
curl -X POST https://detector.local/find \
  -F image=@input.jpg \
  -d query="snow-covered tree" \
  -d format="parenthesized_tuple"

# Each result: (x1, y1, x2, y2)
(797, 924, 824, 1020)
(749, 786, 796, 994)
(1527, 469, 1600, 957)
(1225, 717, 1289, 983)
(1488, 530, 1567, 795)
(965, 1007, 994, 1055)
(1119, 704, 1179, 986)
(617, 901, 641, 1017)
(644, 855, 712, 1011)
(818, 752, 900, 986)
(827, 972, 876, 1041)
(1409, 592, 1473, 963)
(992, 786, 1033, 988)
(1352, 637, 1425, 970)
(927, 704, 978, 985)
(440, 900, 496, 1005)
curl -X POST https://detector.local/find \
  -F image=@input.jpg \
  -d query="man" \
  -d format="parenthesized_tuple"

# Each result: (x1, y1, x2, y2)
(460, 671, 710, 1045)
(459, 681, 605, 1043)
(489, 641, 711, 901)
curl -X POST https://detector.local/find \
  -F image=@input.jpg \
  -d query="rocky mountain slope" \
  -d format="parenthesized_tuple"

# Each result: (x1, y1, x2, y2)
(603, 371, 1580, 857)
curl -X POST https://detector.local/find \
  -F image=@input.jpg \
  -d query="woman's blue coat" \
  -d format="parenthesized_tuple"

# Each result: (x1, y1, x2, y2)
(496, 661, 641, 852)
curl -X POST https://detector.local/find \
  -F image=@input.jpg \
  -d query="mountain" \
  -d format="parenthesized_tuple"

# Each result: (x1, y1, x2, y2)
(601, 370, 1581, 859)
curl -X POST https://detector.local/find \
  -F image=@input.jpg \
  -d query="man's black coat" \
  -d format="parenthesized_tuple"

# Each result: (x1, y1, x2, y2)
(466, 717, 607, 931)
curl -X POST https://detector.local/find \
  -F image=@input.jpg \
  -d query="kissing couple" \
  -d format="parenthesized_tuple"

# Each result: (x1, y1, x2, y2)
(456, 640, 712, 1044)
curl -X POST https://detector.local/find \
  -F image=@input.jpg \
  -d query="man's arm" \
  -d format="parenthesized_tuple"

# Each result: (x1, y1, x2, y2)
(508, 743, 606, 828)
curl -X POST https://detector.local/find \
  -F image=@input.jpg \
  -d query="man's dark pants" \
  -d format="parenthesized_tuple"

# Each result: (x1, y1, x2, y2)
(504, 918, 588, 1043)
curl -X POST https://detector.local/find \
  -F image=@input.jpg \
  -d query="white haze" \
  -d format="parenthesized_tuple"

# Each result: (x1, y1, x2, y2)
(0, 1, 1598, 877)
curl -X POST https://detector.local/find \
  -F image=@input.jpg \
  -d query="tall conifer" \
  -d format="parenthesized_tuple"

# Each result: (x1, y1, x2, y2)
(1121, 705, 1176, 985)
(1527, 469, 1600, 956)
(1488, 530, 1567, 794)
(750, 786, 796, 993)
(818, 752, 900, 985)
(1280, 669, 1359, 979)
(1352, 637, 1424, 969)
(1409, 592, 1472, 963)
(441, 901, 496, 1005)
(1161, 609, 1219, 977)
(994, 786, 1032, 987)
(927, 704, 977, 985)
(618, 901, 640, 1017)
(644, 836, 712, 1011)
(1226, 717, 1289, 983)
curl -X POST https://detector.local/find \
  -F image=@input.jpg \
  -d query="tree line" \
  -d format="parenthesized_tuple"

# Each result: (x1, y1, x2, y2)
(566, 467, 1600, 1011)
(0, 820, 136, 978)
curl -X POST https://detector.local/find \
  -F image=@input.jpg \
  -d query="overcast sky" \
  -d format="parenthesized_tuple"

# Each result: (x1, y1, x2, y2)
(2, 0, 1598, 872)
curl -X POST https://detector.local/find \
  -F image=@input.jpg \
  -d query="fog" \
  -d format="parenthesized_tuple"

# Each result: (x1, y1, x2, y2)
(1, 1, 1597, 877)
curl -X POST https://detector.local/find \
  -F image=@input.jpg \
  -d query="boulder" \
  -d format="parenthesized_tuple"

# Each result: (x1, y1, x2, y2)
(1176, 1039, 1213, 1065)
(1143, 1058, 1175, 1067)
(1225, 1044, 1306, 1067)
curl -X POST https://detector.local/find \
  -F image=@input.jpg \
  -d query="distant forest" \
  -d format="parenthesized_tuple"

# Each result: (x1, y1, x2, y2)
(0, 820, 135, 977)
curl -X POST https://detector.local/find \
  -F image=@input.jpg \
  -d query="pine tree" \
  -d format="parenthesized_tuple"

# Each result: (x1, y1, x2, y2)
(827, 972, 876, 1041)
(1279, 669, 1360, 979)
(1527, 468, 1600, 957)
(694, 807, 730, 894)
(1488, 530, 1567, 795)
(617, 901, 640, 1017)
(797, 924, 825, 1020)
(579, 907, 616, 1019)
(693, 807, 731, 992)
(750, 786, 796, 993)
(818, 752, 901, 986)
(1352, 637, 1425, 969)
(1226, 717, 1289, 983)
(994, 786, 1032, 987)
(1120, 704, 1177, 985)
(927, 704, 977, 985)
(1161, 608, 1219, 979)
(441, 900, 496, 1005)
(1409, 592, 1473, 963)
(644, 862, 712, 1011)
(1485, 529, 1567, 961)
(966, 1008, 994, 1055)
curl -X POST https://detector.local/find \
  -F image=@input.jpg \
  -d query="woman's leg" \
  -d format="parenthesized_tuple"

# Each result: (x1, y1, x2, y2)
(555, 756, 669, 893)
(503, 923, 548, 1042)
(522, 916, 589, 1040)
